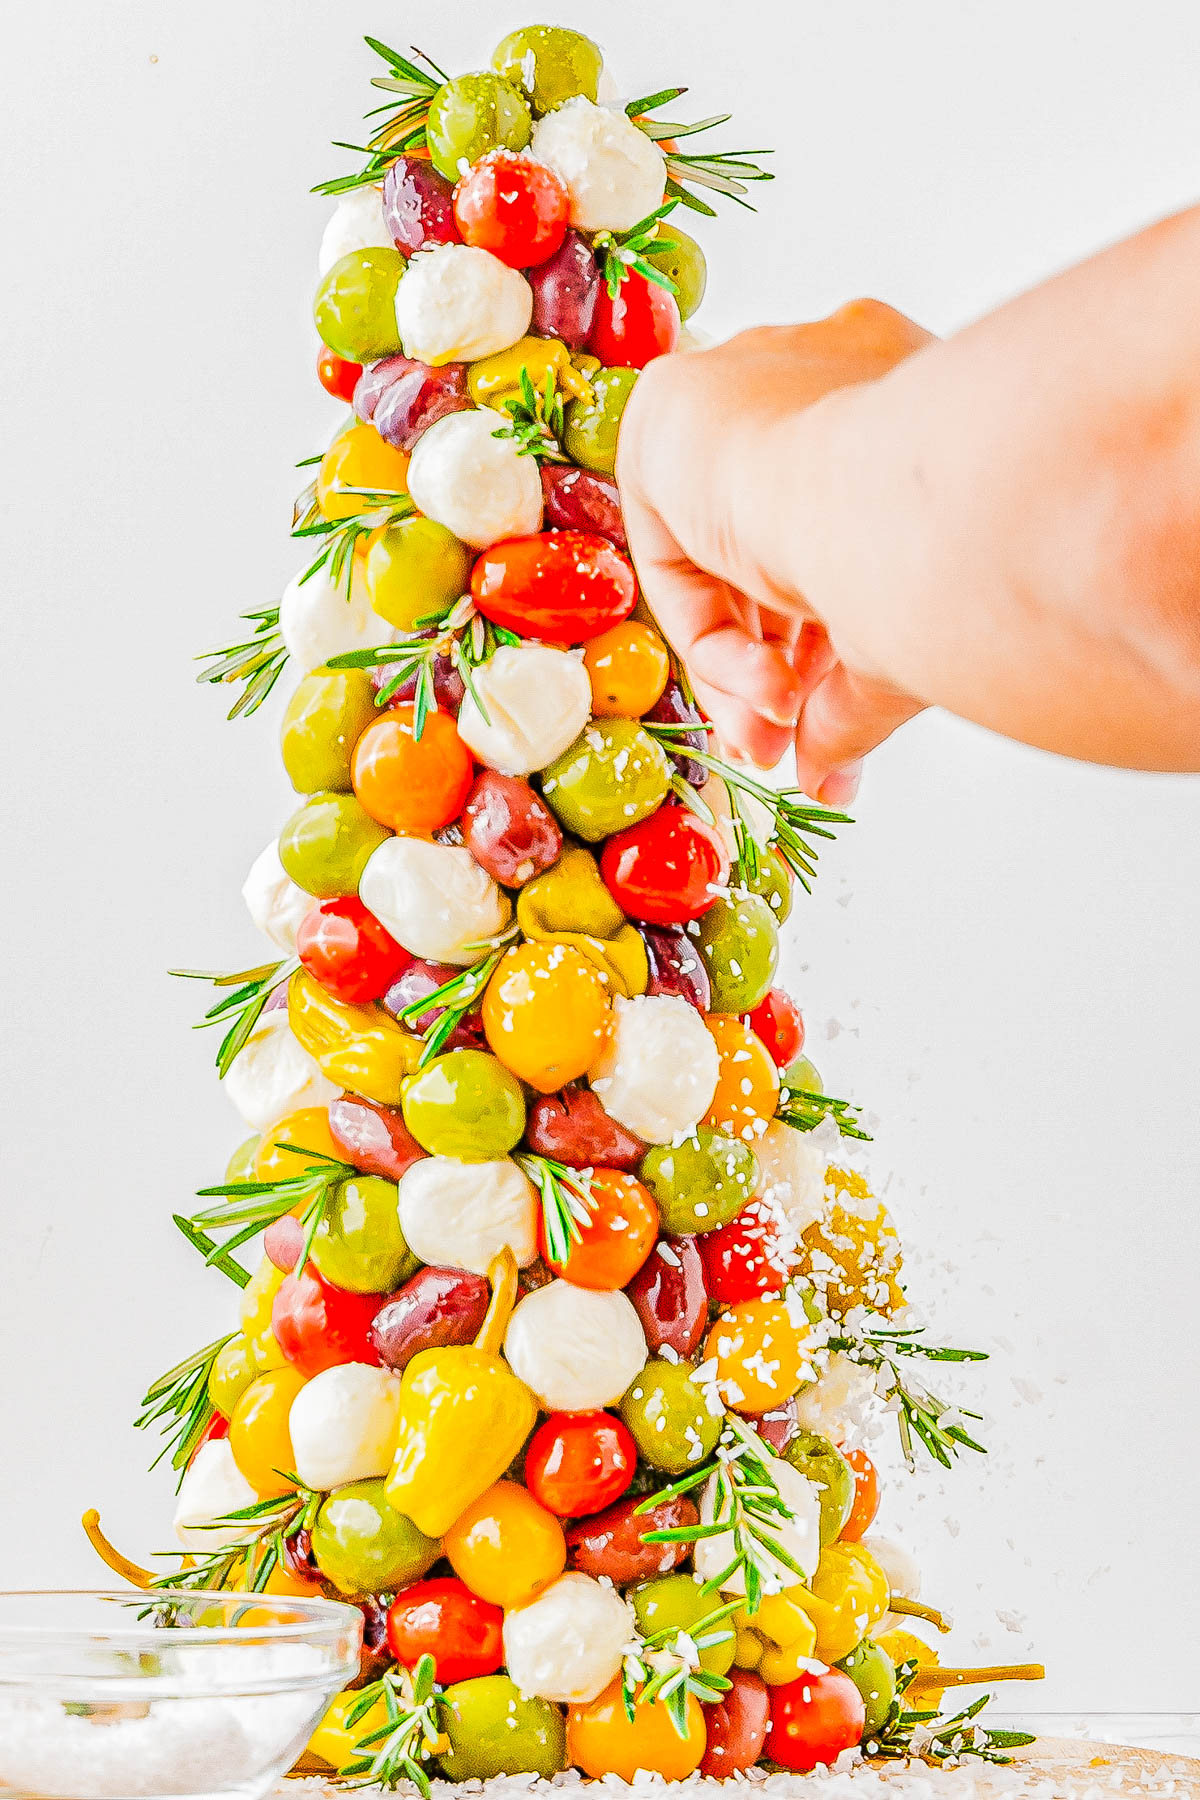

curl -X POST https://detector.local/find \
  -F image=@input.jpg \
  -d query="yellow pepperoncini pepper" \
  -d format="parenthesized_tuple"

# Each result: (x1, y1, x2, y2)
(307, 1689, 389, 1772)
(240, 1256, 289, 1370)
(516, 846, 648, 998)
(734, 1590, 819, 1684)
(787, 1541, 891, 1665)
(800, 1167, 905, 1316)
(876, 1629, 945, 1700)
(467, 335, 595, 410)
(386, 1248, 536, 1538)
(732, 1627, 763, 1670)
(288, 967, 422, 1105)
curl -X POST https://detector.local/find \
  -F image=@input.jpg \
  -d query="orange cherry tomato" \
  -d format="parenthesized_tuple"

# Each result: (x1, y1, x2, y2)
(839, 1446, 881, 1542)
(317, 420, 410, 522)
(254, 1107, 344, 1182)
(443, 1480, 566, 1608)
(227, 1366, 306, 1498)
(582, 621, 670, 717)
(481, 941, 610, 1093)
(351, 704, 474, 834)
(542, 1168, 658, 1289)
(702, 1015, 781, 1141)
(568, 1678, 706, 1781)
(704, 1297, 815, 1414)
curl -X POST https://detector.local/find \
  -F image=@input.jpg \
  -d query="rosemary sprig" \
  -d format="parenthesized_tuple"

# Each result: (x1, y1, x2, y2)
(187, 1148, 357, 1273)
(293, 482, 415, 594)
(153, 1480, 321, 1595)
(342, 1655, 445, 1795)
(313, 40, 445, 196)
(195, 605, 288, 720)
(326, 598, 519, 737)
(170, 958, 299, 1079)
(870, 1664, 1035, 1766)
(134, 1335, 232, 1484)
(777, 1082, 871, 1141)
(594, 201, 680, 299)
(514, 1154, 599, 1267)
(491, 365, 571, 463)
(625, 88, 773, 216)
(828, 1321, 989, 1472)
(689, 747, 852, 892)
(392, 948, 505, 1066)
(171, 1214, 250, 1288)
(621, 1600, 738, 1738)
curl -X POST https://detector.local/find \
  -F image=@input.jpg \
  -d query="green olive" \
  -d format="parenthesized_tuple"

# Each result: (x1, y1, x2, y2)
(619, 1357, 721, 1474)
(364, 517, 472, 631)
(745, 845, 794, 922)
(783, 1054, 824, 1095)
(426, 73, 532, 183)
(563, 367, 639, 476)
(207, 1334, 258, 1420)
(491, 25, 603, 115)
(542, 718, 670, 842)
(639, 1127, 758, 1234)
(310, 1479, 440, 1597)
(691, 891, 779, 1012)
(277, 793, 391, 898)
(783, 1430, 855, 1545)
(401, 1048, 527, 1161)
(631, 1573, 735, 1674)
(280, 665, 378, 795)
(309, 1176, 418, 1294)
(224, 1135, 260, 1184)
(837, 1639, 897, 1739)
(645, 225, 707, 322)
(313, 248, 406, 364)
(439, 1674, 566, 1780)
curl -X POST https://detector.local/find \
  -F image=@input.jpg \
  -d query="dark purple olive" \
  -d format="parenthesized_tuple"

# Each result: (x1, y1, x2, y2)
(264, 1215, 304, 1273)
(348, 1595, 392, 1688)
(382, 958, 484, 1049)
(281, 1526, 319, 1584)
(524, 1085, 645, 1171)
(644, 679, 707, 787)
(747, 1395, 800, 1457)
(528, 229, 600, 347)
(355, 354, 472, 451)
(370, 635, 466, 712)
(461, 770, 562, 887)
(382, 157, 460, 254)
(263, 983, 289, 1013)
(327, 1096, 426, 1183)
(540, 464, 627, 549)
(641, 924, 711, 1012)
(566, 1493, 700, 1584)
(624, 1235, 709, 1357)
(369, 1266, 491, 1371)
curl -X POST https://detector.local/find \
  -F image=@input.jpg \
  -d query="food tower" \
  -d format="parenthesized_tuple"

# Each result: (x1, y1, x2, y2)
(100, 23, 1042, 1783)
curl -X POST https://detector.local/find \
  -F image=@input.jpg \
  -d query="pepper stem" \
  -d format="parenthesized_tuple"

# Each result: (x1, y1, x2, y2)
(906, 1662, 1046, 1696)
(890, 1595, 952, 1633)
(81, 1510, 153, 1588)
(475, 1247, 518, 1356)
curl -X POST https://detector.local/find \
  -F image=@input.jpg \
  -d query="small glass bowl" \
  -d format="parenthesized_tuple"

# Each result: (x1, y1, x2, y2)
(0, 1589, 362, 1800)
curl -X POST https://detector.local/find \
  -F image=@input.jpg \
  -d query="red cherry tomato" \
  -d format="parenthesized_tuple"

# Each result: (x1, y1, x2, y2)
(748, 987, 805, 1068)
(453, 149, 569, 268)
(600, 804, 729, 924)
(524, 1410, 637, 1518)
(839, 1446, 881, 1541)
(296, 897, 412, 1004)
(589, 271, 680, 368)
(192, 1410, 230, 1461)
(700, 1669, 771, 1777)
(768, 1668, 866, 1772)
(385, 1577, 503, 1684)
(698, 1201, 795, 1305)
(540, 1168, 658, 1290)
(317, 344, 362, 403)
(470, 532, 637, 643)
(271, 1265, 382, 1378)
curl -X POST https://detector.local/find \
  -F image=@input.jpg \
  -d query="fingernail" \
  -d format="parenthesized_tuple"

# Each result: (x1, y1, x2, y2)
(818, 763, 863, 809)
(763, 698, 802, 729)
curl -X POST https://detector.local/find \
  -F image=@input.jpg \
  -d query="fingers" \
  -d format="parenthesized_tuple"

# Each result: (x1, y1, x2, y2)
(792, 663, 926, 797)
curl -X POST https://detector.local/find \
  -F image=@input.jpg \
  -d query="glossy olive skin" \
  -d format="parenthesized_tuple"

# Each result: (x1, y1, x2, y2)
(645, 224, 707, 322)
(837, 1640, 897, 1739)
(641, 924, 711, 1012)
(327, 1095, 426, 1182)
(310, 1175, 418, 1295)
(462, 770, 562, 887)
(746, 1394, 800, 1457)
(401, 1047, 527, 1160)
(277, 793, 390, 899)
(639, 1129, 758, 1235)
(280, 666, 378, 795)
(624, 1235, 708, 1356)
(524, 1084, 645, 1171)
(425, 73, 532, 184)
(363, 514, 473, 631)
(746, 845, 794, 922)
(540, 463, 626, 549)
(491, 24, 602, 114)
(368, 1266, 491, 1371)
(439, 1674, 567, 1780)
(313, 247, 406, 364)
(208, 1334, 258, 1420)
(563, 367, 639, 476)
(691, 891, 779, 1013)
(632, 1573, 735, 1675)
(699, 1669, 771, 1778)
(643, 679, 707, 787)
(566, 1492, 699, 1584)
(310, 1478, 440, 1597)
(620, 1357, 722, 1474)
(542, 718, 670, 843)
(783, 1430, 856, 1545)
(783, 1054, 824, 1095)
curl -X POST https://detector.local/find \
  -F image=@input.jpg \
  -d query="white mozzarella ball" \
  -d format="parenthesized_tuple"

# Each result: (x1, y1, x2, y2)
(407, 409, 543, 549)
(589, 993, 719, 1143)
(693, 1452, 821, 1596)
(174, 1439, 257, 1552)
(792, 1351, 881, 1450)
(242, 839, 312, 953)
(288, 1363, 404, 1492)
(456, 645, 592, 774)
(754, 1119, 827, 1235)
(504, 1281, 646, 1411)
(502, 1573, 634, 1704)
(398, 1156, 538, 1273)
(394, 243, 533, 365)
(223, 1010, 339, 1132)
(530, 97, 666, 233)
(279, 561, 394, 676)
(359, 837, 512, 965)
(318, 186, 394, 275)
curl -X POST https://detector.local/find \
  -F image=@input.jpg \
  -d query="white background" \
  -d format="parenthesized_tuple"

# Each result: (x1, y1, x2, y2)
(1, 0, 1198, 1711)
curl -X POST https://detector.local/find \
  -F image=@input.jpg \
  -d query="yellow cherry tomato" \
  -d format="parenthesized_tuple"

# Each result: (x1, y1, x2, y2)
(443, 1479, 566, 1607)
(240, 1257, 289, 1371)
(467, 334, 593, 409)
(792, 1541, 890, 1664)
(702, 1015, 781, 1141)
(208, 1334, 259, 1420)
(254, 1107, 344, 1182)
(733, 1627, 763, 1669)
(568, 1678, 706, 1781)
(228, 1365, 307, 1498)
(317, 420, 410, 522)
(801, 1167, 905, 1316)
(308, 1689, 388, 1772)
(582, 621, 670, 718)
(481, 941, 611, 1093)
(704, 1296, 817, 1413)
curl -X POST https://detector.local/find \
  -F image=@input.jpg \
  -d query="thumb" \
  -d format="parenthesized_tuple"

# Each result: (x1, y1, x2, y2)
(793, 662, 925, 796)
